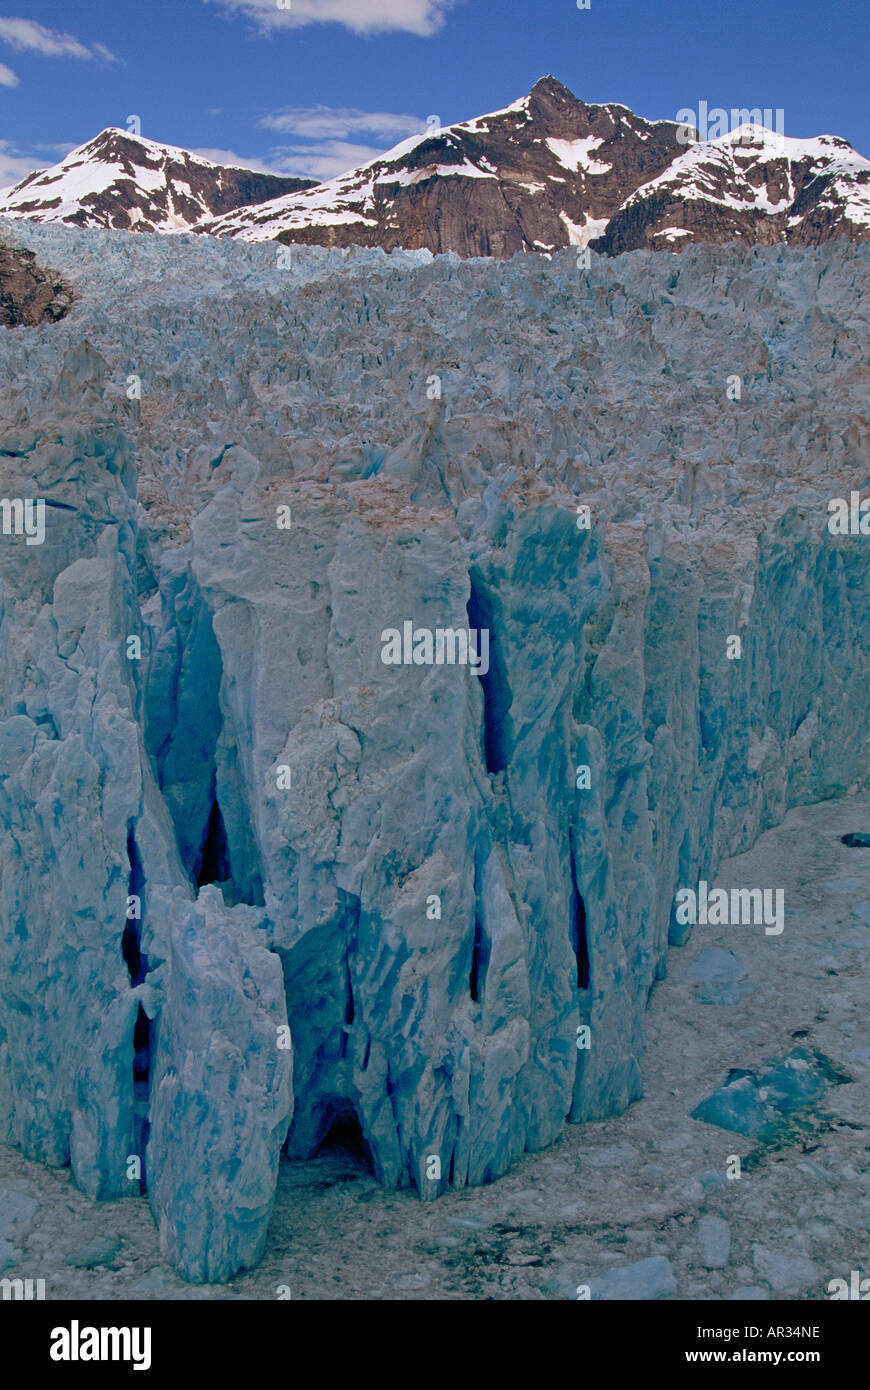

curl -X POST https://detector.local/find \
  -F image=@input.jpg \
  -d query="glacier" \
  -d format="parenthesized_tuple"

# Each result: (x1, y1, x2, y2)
(0, 219, 868, 1282)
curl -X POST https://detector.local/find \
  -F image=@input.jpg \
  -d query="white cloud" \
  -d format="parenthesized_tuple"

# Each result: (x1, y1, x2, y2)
(0, 17, 118, 62)
(260, 105, 424, 141)
(254, 104, 427, 180)
(196, 134, 392, 182)
(192, 141, 371, 182)
(267, 140, 389, 181)
(0, 61, 19, 86)
(191, 146, 285, 174)
(206, 0, 458, 37)
(0, 139, 42, 192)
(34, 141, 80, 159)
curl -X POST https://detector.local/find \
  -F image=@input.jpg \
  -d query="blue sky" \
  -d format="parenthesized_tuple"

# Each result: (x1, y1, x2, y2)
(0, 0, 867, 188)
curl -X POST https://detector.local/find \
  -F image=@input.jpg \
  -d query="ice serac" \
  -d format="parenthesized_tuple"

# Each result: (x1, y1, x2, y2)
(147, 886, 292, 1283)
(0, 222, 869, 1280)
(0, 339, 295, 1278)
(0, 427, 143, 1196)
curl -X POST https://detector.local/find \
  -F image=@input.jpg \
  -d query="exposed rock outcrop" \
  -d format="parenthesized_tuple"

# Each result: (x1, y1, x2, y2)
(0, 241, 72, 326)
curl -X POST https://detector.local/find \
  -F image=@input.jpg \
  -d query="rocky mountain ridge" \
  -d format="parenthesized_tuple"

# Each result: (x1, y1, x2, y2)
(2, 78, 867, 255)
(0, 128, 315, 234)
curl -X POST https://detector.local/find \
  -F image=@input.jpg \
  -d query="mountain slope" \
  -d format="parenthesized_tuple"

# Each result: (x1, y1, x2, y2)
(0, 129, 315, 233)
(201, 76, 686, 255)
(596, 126, 870, 253)
(2, 82, 868, 255)
(200, 77, 870, 257)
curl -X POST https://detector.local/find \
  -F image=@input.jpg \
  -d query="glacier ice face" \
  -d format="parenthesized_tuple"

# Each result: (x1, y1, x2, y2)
(0, 219, 868, 1280)
(0, 525, 143, 1196)
(146, 887, 292, 1283)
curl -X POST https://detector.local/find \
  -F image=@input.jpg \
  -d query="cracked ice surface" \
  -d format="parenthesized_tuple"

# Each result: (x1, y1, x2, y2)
(0, 219, 868, 1281)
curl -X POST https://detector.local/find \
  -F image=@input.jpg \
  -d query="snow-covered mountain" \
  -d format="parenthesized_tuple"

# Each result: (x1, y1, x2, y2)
(202, 76, 687, 255)
(597, 125, 870, 253)
(2, 80, 868, 254)
(201, 77, 870, 255)
(0, 128, 314, 232)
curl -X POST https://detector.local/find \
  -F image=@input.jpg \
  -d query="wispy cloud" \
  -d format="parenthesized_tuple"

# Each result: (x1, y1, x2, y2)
(0, 138, 42, 192)
(0, 61, 19, 87)
(0, 17, 118, 62)
(270, 140, 391, 181)
(34, 141, 80, 159)
(260, 105, 424, 140)
(256, 104, 426, 179)
(191, 146, 284, 174)
(192, 141, 377, 182)
(206, 0, 458, 37)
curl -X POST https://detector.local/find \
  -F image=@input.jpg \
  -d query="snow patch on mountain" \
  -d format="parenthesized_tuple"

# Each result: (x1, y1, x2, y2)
(625, 125, 870, 222)
(546, 137, 612, 175)
(559, 210, 609, 245)
(389, 159, 498, 186)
